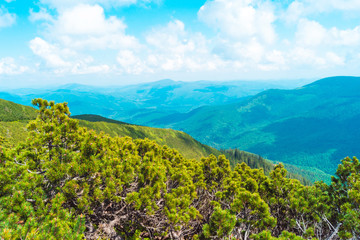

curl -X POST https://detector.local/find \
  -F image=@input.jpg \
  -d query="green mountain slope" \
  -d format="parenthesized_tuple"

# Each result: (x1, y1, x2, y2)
(75, 115, 219, 160)
(0, 99, 36, 121)
(0, 102, 218, 160)
(149, 76, 360, 177)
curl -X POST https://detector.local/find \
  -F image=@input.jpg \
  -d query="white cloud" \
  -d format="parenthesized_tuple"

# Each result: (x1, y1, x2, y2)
(296, 19, 360, 47)
(114, 20, 224, 74)
(283, 0, 360, 23)
(117, 50, 149, 74)
(22, 0, 360, 79)
(28, 4, 140, 75)
(326, 52, 345, 65)
(0, 7, 16, 28)
(196, 0, 287, 71)
(196, 0, 360, 73)
(29, 8, 54, 22)
(30, 37, 72, 68)
(304, 0, 360, 12)
(144, 20, 223, 72)
(39, 0, 159, 10)
(55, 4, 125, 35)
(265, 50, 286, 67)
(239, 39, 265, 63)
(290, 47, 326, 66)
(289, 47, 345, 68)
(328, 26, 360, 46)
(198, 0, 276, 44)
(146, 20, 195, 55)
(46, 4, 140, 50)
(283, 1, 305, 24)
(29, 37, 110, 74)
(0, 57, 28, 75)
(296, 19, 327, 46)
(70, 56, 110, 74)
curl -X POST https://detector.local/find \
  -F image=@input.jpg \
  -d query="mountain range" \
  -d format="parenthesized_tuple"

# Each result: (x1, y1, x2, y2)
(0, 79, 309, 124)
(1, 76, 357, 180)
(148, 76, 360, 175)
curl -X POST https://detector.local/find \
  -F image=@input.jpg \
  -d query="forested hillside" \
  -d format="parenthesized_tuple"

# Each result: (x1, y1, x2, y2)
(0, 99, 359, 239)
(148, 76, 360, 176)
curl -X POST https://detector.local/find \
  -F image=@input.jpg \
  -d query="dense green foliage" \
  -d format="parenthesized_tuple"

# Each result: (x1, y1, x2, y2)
(0, 120, 28, 147)
(221, 148, 274, 174)
(223, 149, 311, 185)
(75, 117, 219, 161)
(0, 99, 359, 239)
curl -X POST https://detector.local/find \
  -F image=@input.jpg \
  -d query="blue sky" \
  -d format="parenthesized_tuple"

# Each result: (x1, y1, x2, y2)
(1, 0, 360, 87)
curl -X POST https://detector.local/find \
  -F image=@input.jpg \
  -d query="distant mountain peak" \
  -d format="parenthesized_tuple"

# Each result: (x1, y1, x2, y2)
(58, 83, 91, 89)
(152, 79, 179, 85)
(306, 76, 360, 87)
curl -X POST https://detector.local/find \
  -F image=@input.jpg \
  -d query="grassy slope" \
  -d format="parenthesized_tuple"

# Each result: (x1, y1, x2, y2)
(72, 114, 131, 125)
(0, 99, 219, 160)
(0, 99, 36, 122)
(76, 117, 219, 160)
(0, 99, 36, 146)
(0, 121, 28, 147)
(0, 114, 218, 160)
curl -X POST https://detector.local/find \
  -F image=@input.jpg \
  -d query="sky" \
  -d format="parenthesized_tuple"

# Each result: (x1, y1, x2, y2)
(1, 0, 360, 87)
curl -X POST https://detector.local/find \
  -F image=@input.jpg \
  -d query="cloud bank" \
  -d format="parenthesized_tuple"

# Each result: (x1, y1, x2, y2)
(1, 0, 360, 83)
